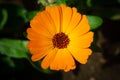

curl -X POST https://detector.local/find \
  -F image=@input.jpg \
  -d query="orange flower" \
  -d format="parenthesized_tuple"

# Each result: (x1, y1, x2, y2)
(27, 4, 94, 72)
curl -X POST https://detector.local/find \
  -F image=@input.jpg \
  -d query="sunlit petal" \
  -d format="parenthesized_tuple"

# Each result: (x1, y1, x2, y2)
(68, 48, 92, 64)
(69, 32, 94, 48)
(50, 49, 75, 72)
(46, 5, 61, 33)
(69, 15, 90, 37)
(41, 48, 58, 69)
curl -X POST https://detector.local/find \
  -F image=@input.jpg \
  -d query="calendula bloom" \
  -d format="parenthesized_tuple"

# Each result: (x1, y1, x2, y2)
(27, 4, 94, 72)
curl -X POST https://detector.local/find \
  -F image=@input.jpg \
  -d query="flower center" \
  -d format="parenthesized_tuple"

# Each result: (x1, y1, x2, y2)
(52, 32, 70, 49)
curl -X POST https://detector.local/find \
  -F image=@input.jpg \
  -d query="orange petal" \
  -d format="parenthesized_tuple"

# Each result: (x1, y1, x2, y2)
(69, 31, 94, 48)
(31, 45, 54, 61)
(67, 48, 92, 64)
(27, 28, 53, 49)
(61, 5, 73, 33)
(69, 15, 90, 37)
(46, 5, 61, 33)
(27, 39, 52, 49)
(27, 40, 53, 53)
(41, 48, 58, 69)
(30, 20, 52, 38)
(65, 7, 82, 34)
(50, 49, 75, 72)
(27, 28, 52, 40)
(30, 11, 56, 36)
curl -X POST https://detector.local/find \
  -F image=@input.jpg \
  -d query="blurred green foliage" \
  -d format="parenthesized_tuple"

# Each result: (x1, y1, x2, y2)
(0, 9, 8, 30)
(87, 15, 103, 30)
(0, 39, 28, 58)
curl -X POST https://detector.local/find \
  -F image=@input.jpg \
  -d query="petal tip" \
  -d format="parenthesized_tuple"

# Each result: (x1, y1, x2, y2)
(31, 55, 40, 62)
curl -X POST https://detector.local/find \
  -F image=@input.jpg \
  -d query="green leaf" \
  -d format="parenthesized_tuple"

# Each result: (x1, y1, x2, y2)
(56, 0, 66, 4)
(0, 9, 8, 30)
(0, 38, 28, 58)
(37, 0, 48, 6)
(26, 11, 38, 21)
(38, 0, 66, 6)
(87, 15, 103, 30)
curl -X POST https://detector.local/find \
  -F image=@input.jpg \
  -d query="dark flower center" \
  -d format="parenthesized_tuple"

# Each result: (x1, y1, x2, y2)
(52, 32, 70, 49)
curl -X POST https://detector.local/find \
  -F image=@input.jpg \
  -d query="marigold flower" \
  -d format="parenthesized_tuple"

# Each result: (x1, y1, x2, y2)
(27, 4, 94, 72)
